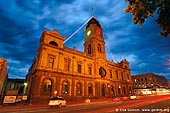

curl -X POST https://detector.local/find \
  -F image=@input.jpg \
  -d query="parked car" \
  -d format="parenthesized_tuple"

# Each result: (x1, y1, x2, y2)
(48, 97, 66, 108)
(129, 95, 137, 100)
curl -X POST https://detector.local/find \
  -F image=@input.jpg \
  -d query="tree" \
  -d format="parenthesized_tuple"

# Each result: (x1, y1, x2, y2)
(125, 0, 170, 37)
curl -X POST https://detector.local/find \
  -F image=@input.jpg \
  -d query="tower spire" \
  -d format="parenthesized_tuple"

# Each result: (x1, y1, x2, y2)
(92, 7, 94, 17)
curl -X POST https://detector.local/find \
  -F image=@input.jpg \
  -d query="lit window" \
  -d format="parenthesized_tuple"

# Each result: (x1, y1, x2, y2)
(88, 84, 93, 95)
(134, 79, 137, 82)
(62, 81, 69, 94)
(42, 79, 52, 93)
(118, 86, 121, 95)
(111, 85, 114, 95)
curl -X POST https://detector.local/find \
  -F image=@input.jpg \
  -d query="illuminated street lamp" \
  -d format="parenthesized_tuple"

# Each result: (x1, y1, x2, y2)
(24, 83, 28, 86)
(23, 82, 28, 94)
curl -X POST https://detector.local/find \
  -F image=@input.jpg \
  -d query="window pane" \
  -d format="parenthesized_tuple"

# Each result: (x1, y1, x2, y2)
(42, 79, 52, 93)
(48, 57, 54, 68)
(62, 82, 68, 94)
(78, 64, 81, 73)
(64, 61, 70, 71)
(88, 84, 93, 95)
(88, 67, 92, 75)
(76, 83, 81, 95)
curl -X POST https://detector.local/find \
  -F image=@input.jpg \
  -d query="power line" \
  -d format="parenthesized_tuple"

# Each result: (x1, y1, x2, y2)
(104, 34, 115, 62)
(64, 16, 94, 43)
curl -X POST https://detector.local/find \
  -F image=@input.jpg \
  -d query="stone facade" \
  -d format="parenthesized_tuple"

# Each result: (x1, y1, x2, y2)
(0, 58, 8, 95)
(132, 73, 168, 89)
(26, 17, 133, 103)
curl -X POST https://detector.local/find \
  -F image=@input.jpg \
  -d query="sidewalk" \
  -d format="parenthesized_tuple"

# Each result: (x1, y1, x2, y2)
(0, 98, 113, 112)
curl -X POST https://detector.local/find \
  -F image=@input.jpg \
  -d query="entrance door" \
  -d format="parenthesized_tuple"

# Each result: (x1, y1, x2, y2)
(101, 84, 105, 96)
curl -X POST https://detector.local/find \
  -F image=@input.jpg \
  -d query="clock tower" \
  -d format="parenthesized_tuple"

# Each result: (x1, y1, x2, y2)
(84, 17, 106, 59)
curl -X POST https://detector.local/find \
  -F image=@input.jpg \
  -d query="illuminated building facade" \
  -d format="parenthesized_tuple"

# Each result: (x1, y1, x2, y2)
(26, 17, 133, 103)
(132, 73, 169, 95)
(0, 58, 8, 95)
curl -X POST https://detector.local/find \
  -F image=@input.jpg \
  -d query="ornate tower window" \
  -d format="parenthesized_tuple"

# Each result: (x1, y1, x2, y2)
(42, 79, 52, 93)
(98, 44, 102, 52)
(62, 81, 69, 94)
(87, 44, 91, 54)
(48, 55, 55, 68)
(49, 41, 58, 47)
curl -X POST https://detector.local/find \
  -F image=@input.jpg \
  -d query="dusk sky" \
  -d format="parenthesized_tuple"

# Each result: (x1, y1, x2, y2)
(0, 0, 170, 79)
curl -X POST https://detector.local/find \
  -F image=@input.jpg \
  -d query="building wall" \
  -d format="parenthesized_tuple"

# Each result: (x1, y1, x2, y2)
(0, 58, 8, 95)
(5, 79, 26, 95)
(132, 73, 168, 89)
(26, 18, 133, 103)
(132, 73, 169, 95)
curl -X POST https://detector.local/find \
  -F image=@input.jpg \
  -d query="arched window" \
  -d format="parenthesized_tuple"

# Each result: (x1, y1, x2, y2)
(129, 86, 132, 94)
(62, 81, 69, 94)
(76, 82, 82, 95)
(118, 86, 121, 95)
(88, 83, 93, 95)
(123, 86, 126, 95)
(49, 41, 58, 47)
(111, 85, 114, 95)
(42, 79, 52, 93)
(98, 44, 102, 52)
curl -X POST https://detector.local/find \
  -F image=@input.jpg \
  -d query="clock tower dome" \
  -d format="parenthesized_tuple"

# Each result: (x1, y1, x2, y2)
(84, 17, 106, 59)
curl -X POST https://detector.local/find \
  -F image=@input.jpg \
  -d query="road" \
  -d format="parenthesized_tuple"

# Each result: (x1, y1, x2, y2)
(1, 95, 170, 113)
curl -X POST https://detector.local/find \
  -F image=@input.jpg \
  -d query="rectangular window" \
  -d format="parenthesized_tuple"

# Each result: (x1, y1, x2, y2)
(48, 56, 55, 68)
(115, 71, 118, 79)
(110, 71, 112, 78)
(121, 73, 124, 80)
(78, 64, 82, 73)
(88, 67, 92, 75)
(64, 61, 70, 71)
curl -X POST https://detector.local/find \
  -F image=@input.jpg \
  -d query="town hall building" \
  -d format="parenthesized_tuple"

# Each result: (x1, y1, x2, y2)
(26, 17, 133, 103)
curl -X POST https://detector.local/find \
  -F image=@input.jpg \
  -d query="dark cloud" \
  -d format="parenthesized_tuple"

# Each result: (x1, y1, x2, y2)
(0, 0, 169, 79)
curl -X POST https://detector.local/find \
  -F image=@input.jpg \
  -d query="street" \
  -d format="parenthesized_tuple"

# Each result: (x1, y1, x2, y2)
(0, 95, 170, 113)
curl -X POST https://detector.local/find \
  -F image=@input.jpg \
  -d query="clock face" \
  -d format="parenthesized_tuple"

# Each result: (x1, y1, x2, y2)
(96, 29, 101, 35)
(87, 30, 91, 36)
